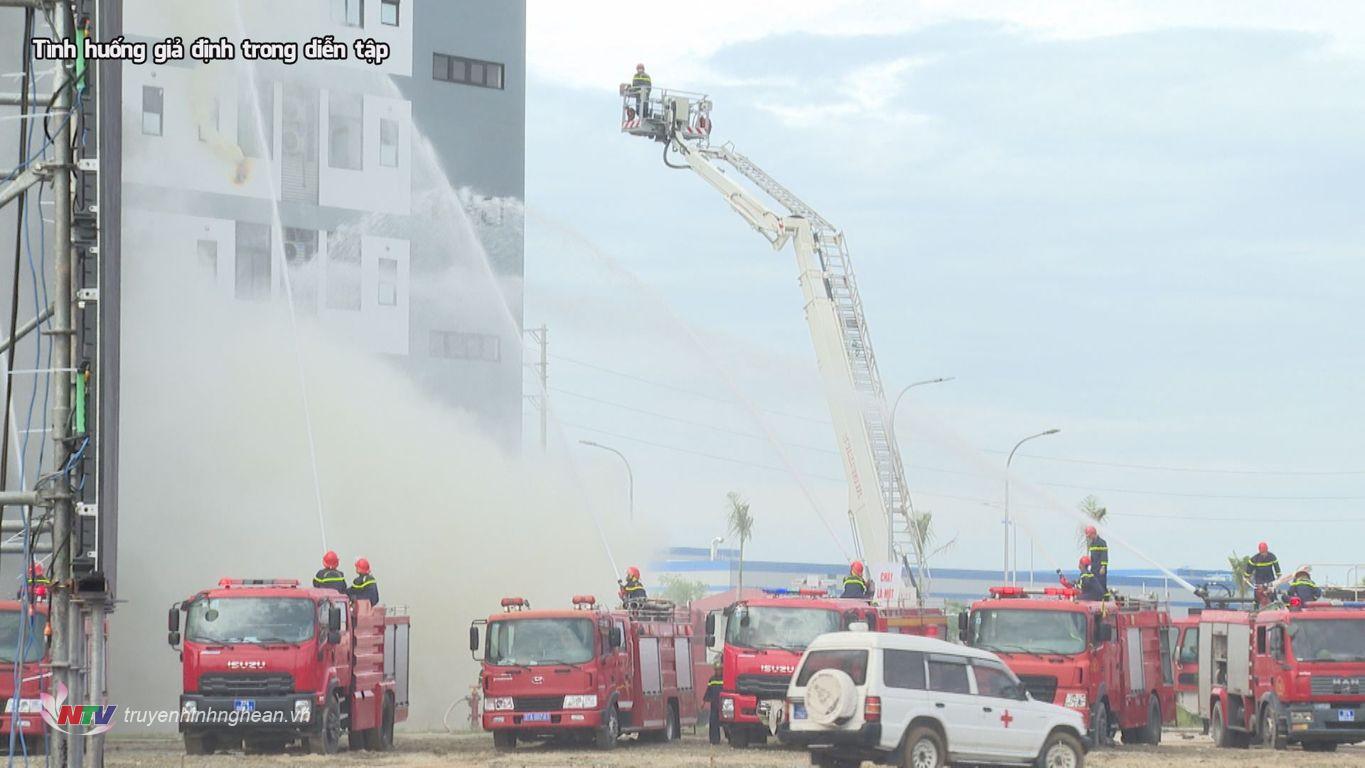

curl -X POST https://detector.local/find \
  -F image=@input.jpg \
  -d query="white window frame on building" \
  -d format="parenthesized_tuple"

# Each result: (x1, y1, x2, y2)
(333, 0, 364, 28)
(377, 257, 398, 306)
(429, 330, 501, 362)
(142, 85, 163, 136)
(197, 96, 220, 143)
(234, 222, 272, 301)
(380, 0, 400, 26)
(328, 92, 365, 171)
(379, 118, 399, 168)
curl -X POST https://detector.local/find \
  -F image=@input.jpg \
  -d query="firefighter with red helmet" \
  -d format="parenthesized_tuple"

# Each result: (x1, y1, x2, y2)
(19, 562, 49, 601)
(1084, 525, 1109, 590)
(841, 561, 871, 599)
(349, 557, 379, 604)
(313, 550, 347, 594)
(619, 566, 647, 605)
(1249, 541, 1280, 586)
(1076, 557, 1105, 601)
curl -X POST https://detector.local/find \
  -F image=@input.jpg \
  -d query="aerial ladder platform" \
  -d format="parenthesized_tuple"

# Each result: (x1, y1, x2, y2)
(620, 84, 916, 575)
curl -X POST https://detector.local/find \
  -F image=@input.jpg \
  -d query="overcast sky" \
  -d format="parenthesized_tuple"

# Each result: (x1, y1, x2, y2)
(517, 1, 1365, 578)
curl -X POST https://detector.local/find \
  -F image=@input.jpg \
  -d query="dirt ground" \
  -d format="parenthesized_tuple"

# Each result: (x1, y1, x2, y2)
(97, 730, 1365, 767)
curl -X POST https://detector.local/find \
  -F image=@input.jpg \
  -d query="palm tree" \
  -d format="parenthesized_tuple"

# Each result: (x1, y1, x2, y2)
(1076, 495, 1108, 545)
(726, 492, 754, 594)
(1228, 552, 1252, 598)
(906, 510, 956, 606)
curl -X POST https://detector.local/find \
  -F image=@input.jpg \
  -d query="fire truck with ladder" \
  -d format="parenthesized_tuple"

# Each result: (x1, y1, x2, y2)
(470, 595, 698, 750)
(959, 585, 1176, 747)
(703, 589, 948, 747)
(1196, 594, 1365, 751)
(169, 578, 411, 755)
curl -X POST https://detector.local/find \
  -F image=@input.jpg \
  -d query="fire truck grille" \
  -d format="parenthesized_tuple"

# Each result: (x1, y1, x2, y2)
(1018, 675, 1058, 704)
(1311, 677, 1362, 696)
(199, 674, 294, 697)
(736, 674, 790, 698)
(514, 696, 564, 712)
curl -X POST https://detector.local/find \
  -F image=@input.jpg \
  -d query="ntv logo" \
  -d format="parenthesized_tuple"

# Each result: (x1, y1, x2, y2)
(39, 682, 117, 736)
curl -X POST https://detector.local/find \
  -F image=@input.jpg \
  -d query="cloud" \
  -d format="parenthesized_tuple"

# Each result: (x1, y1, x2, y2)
(527, 0, 1365, 92)
(753, 56, 933, 128)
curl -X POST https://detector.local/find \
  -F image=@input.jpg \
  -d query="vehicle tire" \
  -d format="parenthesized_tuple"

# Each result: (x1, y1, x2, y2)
(1210, 701, 1229, 748)
(664, 701, 680, 742)
(183, 734, 212, 755)
(805, 669, 858, 726)
(595, 705, 620, 750)
(369, 695, 395, 751)
(901, 725, 946, 768)
(1035, 730, 1086, 768)
(1303, 742, 1338, 752)
(1260, 705, 1286, 750)
(347, 727, 368, 751)
(1142, 694, 1162, 745)
(492, 730, 517, 751)
(1090, 702, 1110, 747)
(308, 695, 342, 755)
(727, 725, 751, 749)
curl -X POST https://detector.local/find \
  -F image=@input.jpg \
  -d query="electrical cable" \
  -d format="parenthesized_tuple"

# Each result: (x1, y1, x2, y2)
(995, 450, 1365, 477)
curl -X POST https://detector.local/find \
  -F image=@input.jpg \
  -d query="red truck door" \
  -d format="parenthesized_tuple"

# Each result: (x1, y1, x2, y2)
(322, 598, 353, 690)
(607, 619, 635, 715)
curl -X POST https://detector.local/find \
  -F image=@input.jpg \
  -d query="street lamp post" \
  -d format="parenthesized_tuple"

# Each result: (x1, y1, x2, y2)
(1004, 428, 1060, 584)
(579, 440, 635, 522)
(887, 377, 954, 562)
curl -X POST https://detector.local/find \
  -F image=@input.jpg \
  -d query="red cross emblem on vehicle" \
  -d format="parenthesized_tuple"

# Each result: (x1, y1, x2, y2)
(1000, 710, 1014, 728)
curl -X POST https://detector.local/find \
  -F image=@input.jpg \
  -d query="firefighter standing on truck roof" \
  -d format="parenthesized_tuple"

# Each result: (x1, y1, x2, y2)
(619, 566, 647, 605)
(704, 661, 724, 745)
(1076, 557, 1106, 601)
(1249, 541, 1281, 585)
(1287, 568, 1321, 604)
(841, 561, 871, 599)
(313, 550, 348, 594)
(350, 558, 379, 604)
(1084, 526, 1109, 590)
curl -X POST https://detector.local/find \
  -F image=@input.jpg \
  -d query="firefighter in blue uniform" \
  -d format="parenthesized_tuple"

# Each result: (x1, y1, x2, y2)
(350, 557, 379, 605)
(703, 662, 724, 744)
(619, 566, 647, 606)
(632, 63, 652, 117)
(313, 550, 348, 594)
(841, 561, 870, 599)
(1287, 569, 1321, 604)
(1084, 526, 1109, 591)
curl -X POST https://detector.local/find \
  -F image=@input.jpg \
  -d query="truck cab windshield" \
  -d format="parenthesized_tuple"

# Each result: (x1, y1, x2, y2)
(0, 610, 46, 663)
(1289, 619, 1365, 662)
(487, 618, 595, 666)
(186, 597, 316, 645)
(971, 609, 1088, 655)
(725, 606, 841, 651)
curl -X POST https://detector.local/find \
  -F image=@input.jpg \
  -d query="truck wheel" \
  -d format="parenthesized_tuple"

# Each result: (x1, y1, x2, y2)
(1210, 701, 1231, 748)
(595, 705, 620, 750)
(727, 725, 751, 749)
(368, 695, 395, 751)
(308, 696, 342, 755)
(492, 731, 517, 751)
(1142, 695, 1162, 745)
(644, 701, 679, 742)
(1260, 705, 1286, 750)
(183, 734, 212, 755)
(1035, 730, 1085, 768)
(1089, 702, 1109, 747)
(901, 725, 946, 768)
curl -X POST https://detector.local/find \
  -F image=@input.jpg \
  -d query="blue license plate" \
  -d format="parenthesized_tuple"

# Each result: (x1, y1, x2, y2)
(1340, 709, 1356, 723)
(233, 699, 255, 713)
(522, 712, 551, 723)
(793, 703, 807, 720)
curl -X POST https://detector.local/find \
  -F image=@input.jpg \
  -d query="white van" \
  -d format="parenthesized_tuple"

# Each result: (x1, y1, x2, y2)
(781, 631, 1090, 767)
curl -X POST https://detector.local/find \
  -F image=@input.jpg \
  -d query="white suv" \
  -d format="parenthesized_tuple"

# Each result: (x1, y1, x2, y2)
(781, 631, 1090, 768)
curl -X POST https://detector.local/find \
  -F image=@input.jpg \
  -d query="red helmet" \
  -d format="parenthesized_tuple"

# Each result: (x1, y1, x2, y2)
(1258, 542, 1268, 554)
(1079, 556, 1091, 568)
(850, 560, 865, 576)
(1084, 525, 1097, 538)
(28, 562, 43, 578)
(323, 550, 339, 569)
(626, 566, 640, 580)
(355, 557, 371, 575)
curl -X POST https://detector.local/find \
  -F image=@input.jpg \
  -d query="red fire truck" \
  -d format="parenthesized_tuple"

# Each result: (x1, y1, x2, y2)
(470, 595, 698, 750)
(1198, 600, 1365, 751)
(169, 578, 411, 755)
(959, 585, 1175, 746)
(0, 601, 49, 750)
(704, 590, 948, 748)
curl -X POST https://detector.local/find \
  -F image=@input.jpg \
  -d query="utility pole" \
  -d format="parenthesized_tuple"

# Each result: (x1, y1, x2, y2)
(523, 325, 547, 451)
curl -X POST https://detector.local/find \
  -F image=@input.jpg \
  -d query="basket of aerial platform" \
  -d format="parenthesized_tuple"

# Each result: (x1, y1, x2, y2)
(620, 83, 712, 143)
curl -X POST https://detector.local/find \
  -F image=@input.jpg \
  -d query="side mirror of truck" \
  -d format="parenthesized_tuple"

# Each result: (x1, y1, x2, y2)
(609, 626, 623, 650)
(328, 604, 342, 633)
(168, 604, 180, 632)
(327, 629, 341, 645)
(469, 626, 481, 653)
(1095, 622, 1113, 643)
(168, 630, 181, 647)
(705, 614, 715, 636)
(957, 612, 969, 643)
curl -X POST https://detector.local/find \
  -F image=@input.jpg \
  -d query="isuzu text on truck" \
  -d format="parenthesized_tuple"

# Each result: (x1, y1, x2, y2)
(471, 595, 698, 750)
(705, 590, 948, 748)
(169, 578, 410, 755)
(1199, 600, 1365, 751)
(960, 585, 1175, 746)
